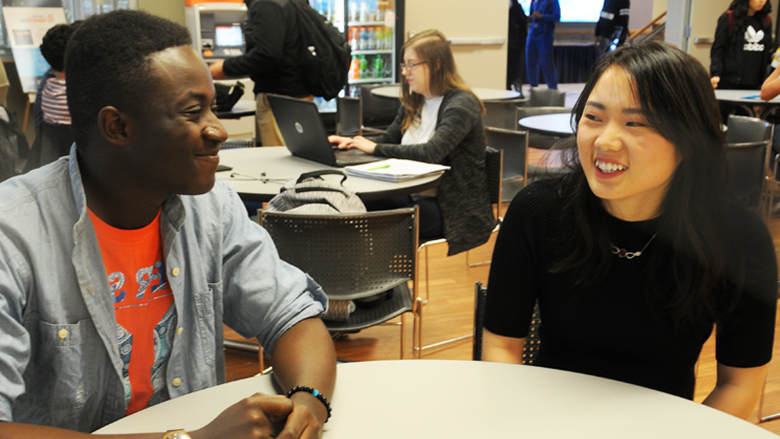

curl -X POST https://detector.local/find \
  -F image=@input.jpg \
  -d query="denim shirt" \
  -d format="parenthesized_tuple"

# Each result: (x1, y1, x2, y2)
(0, 146, 327, 432)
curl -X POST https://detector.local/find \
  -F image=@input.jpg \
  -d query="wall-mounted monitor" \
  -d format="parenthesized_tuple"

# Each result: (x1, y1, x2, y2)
(215, 25, 243, 47)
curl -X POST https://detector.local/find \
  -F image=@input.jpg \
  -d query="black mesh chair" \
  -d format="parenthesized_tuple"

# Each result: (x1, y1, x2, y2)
(528, 87, 566, 107)
(260, 207, 420, 358)
(725, 115, 774, 222)
(473, 281, 541, 364)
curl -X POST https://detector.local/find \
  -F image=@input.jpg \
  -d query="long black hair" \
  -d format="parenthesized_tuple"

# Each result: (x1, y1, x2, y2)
(728, 0, 772, 46)
(551, 41, 742, 328)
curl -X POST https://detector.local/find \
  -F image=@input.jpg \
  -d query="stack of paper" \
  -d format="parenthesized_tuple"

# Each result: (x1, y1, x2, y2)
(344, 159, 451, 182)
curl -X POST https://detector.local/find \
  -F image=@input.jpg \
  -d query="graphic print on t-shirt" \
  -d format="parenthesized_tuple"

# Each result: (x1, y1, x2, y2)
(88, 209, 176, 415)
(744, 25, 765, 52)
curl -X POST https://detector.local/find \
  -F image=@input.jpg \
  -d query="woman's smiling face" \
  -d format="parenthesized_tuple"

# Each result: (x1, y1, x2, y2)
(577, 66, 681, 221)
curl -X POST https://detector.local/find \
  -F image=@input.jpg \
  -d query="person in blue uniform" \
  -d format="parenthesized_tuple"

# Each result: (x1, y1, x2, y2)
(526, 0, 561, 89)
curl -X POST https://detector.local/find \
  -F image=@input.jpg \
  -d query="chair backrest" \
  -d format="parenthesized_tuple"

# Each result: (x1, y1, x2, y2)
(485, 126, 529, 183)
(725, 115, 774, 212)
(484, 147, 503, 217)
(260, 207, 418, 301)
(483, 98, 528, 130)
(473, 281, 541, 364)
(529, 87, 566, 107)
(726, 115, 773, 144)
(336, 96, 363, 136)
(360, 84, 402, 130)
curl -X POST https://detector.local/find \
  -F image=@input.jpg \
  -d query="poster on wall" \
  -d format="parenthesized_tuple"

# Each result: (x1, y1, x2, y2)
(1, 7, 67, 93)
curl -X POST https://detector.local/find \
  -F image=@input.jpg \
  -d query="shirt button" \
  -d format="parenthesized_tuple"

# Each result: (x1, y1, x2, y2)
(172, 378, 182, 387)
(171, 267, 180, 277)
(58, 329, 68, 341)
(177, 327, 183, 335)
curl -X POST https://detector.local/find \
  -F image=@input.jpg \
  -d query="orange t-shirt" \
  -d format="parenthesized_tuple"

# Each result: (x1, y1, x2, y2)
(88, 209, 175, 415)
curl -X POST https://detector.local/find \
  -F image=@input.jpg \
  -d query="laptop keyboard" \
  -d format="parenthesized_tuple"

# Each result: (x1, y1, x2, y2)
(334, 148, 380, 165)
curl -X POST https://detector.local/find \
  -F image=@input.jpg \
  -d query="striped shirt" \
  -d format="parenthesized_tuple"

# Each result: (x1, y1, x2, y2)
(41, 77, 71, 125)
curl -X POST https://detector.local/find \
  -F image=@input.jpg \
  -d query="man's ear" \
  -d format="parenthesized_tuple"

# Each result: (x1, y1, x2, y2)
(98, 106, 131, 145)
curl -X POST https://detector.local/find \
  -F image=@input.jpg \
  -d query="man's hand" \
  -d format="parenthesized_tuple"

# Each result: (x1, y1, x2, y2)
(532, 11, 543, 19)
(209, 60, 227, 80)
(190, 393, 297, 439)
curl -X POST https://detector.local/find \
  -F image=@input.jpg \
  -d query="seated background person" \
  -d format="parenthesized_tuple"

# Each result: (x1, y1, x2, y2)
(0, 10, 336, 439)
(483, 41, 777, 420)
(328, 29, 495, 256)
(38, 22, 79, 125)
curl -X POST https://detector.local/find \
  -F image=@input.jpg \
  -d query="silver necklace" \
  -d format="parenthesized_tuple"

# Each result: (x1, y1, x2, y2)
(611, 229, 660, 259)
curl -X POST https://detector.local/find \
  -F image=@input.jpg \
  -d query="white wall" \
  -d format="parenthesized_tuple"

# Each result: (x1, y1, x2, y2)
(405, 0, 508, 89)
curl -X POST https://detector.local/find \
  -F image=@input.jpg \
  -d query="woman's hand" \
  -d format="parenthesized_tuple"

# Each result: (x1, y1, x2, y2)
(710, 76, 720, 89)
(327, 135, 377, 154)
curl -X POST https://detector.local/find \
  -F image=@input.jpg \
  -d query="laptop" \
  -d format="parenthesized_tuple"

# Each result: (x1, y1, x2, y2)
(267, 94, 383, 167)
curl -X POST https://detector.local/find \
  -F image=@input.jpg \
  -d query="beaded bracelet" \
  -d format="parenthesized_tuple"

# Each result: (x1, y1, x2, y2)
(286, 385, 332, 422)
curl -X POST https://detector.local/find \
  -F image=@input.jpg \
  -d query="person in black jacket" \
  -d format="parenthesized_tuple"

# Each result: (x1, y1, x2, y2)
(210, 0, 310, 146)
(595, 0, 630, 55)
(710, 0, 773, 90)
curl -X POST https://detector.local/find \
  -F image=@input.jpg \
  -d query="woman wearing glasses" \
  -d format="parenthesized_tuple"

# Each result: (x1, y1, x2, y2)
(483, 42, 777, 419)
(329, 29, 495, 255)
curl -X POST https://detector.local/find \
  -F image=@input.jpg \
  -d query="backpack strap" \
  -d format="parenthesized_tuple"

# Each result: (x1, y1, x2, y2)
(297, 169, 348, 185)
(727, 10, 734, 36)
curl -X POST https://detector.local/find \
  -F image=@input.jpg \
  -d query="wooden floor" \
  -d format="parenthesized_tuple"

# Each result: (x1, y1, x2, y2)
(224, 203, 780, 435)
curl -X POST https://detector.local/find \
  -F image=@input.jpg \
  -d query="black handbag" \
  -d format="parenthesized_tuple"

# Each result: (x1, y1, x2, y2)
(214, 81, 245, 112)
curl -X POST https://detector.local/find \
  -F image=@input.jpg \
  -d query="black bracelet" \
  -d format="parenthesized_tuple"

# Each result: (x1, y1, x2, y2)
(286, 385, 332, 422)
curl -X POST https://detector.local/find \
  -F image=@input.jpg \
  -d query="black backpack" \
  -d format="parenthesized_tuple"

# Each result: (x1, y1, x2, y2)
(293, 1, 351, 100)
(0, 106, 29, 183)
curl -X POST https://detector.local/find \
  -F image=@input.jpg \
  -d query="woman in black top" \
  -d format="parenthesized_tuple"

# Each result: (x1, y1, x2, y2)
(484, 41, 777, 419)
(710, 0, 773, 89)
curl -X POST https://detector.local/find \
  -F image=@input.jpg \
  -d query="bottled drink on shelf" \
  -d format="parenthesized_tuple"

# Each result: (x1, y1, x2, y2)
(362, 27, 369, 50)
(359, 55, 367, 79)
(367, 27, 375, 50)
(350, 27, 359, 51)
(377, 1, 387, 21)
(375, 27, 384, 50)
(349, 1, 358, 22)
(385, 26, 393, 49)
(349, 56, 360, 80)
(359, 1, 368, 22)
(374, 54, 384, 78)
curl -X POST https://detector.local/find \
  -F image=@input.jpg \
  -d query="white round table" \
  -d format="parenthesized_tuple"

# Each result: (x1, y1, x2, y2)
(372, 84, 521, 101)
(217, 147, 441, 202)
(95, 360, 776, 438)
(519, 113, 574, 136)
(714, 89, 780, 119)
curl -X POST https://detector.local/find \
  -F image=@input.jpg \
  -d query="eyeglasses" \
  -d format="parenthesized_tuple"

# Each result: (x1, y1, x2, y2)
(400, 60, 426, 71)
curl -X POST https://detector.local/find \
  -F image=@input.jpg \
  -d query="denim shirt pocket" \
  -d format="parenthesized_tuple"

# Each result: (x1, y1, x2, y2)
(15, 317, 102, 431)
(193, 283, 222, 367)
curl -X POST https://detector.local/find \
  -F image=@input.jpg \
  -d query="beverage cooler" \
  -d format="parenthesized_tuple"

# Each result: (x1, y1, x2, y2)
(312, 0, 403, 108)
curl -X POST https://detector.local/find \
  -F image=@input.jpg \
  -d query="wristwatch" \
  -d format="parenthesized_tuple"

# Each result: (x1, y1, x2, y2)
(162, 429, 191, 439)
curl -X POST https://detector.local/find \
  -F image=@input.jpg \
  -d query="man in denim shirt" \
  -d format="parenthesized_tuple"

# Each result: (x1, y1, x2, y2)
(0, 10, 336, 439)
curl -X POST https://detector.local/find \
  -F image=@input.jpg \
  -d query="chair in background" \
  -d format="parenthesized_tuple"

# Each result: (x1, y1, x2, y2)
(23, 121, 73, 173)
(360, 84, 402, 132)
(415, 148, 502, 358)
(336, 96, 363, 136)
(483, 98, 528, 130)
(485, 127, 534, 202)
(336, 95, 384, 137)
(528, 87, 566, 107)
(260, 207, 421, 359)
(472, 281, 541, 364)
(725, 115, 774, 222)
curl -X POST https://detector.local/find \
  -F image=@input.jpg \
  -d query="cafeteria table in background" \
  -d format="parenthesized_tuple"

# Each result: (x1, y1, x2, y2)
(714, 90, 780, 119)
(518, 113, 574, 137)
(217, 147, 441, 203)
(95, 360, 778, 439)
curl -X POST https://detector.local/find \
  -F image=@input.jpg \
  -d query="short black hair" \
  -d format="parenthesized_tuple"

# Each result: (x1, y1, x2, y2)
(40, 24, 74, 72)
(65, 10, 192, 149)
